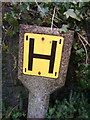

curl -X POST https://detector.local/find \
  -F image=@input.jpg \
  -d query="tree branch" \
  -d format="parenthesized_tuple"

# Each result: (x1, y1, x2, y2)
(51, 7, 56, 31)
(78, 33, 88, 64)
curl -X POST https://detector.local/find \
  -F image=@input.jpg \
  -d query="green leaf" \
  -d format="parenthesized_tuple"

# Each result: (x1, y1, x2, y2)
(59, 24, 69, 33)
(76, 48, 84, 54)
(64, 9, 81, 21)
(8, 17, 19, 26)
(7, 29, 15, 37)
(48, 108, 55, 115)
(4, 14, 19, 26)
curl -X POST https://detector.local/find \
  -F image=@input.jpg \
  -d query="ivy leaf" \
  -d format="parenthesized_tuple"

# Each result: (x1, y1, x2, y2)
(64, 9, 80, 21)
(59, 24, 69, 33)
(8, 17, 19, 26)
(4, 14, 19, 26)
(75, 26, 81, 32)
(7, 29, 15, 37)
(76, 48, 84, 54)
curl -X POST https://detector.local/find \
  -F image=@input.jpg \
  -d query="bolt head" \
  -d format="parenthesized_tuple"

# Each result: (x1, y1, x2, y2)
(42, 37, 44, 41)
(38, 71, 41, 75)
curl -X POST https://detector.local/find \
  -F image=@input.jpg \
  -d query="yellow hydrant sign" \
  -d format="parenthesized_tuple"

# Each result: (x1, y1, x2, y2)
(23, 33, 64, 78)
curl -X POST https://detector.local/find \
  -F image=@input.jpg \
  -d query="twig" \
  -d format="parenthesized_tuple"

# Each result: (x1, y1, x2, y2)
(56, 8, 62, 15)
(53, 23, 58, 28)
(11, 54, 17, 71)
(34, 1, 66, 25)
(49, 13, 65, 23)
(7, 104, 19, 118)
(78, 34, 88, 64)
(51, 7, 56, 31)
(78, 32, 90, 47)
(2, 26, 12, 44)
(34, 0, 46, 17)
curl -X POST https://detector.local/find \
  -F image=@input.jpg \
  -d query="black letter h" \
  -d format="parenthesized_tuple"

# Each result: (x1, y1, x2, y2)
(28, 38, 57, 73)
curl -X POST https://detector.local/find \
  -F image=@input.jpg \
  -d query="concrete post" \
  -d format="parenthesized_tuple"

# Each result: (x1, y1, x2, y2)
(18, 24, 74, 118)
(27, 92, 49, 118)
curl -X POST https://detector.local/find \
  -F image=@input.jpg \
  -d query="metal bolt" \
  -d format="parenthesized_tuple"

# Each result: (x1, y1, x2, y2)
(42, 37, 44, 41)
(38, 71, 41, 75)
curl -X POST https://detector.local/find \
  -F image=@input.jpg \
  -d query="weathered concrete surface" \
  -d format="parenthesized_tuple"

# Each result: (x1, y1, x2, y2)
(18, 24, 74, 118)
(28, 92, 50, 118)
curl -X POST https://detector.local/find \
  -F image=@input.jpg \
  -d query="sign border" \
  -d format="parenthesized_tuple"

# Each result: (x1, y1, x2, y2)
(23, 33, 64, 78)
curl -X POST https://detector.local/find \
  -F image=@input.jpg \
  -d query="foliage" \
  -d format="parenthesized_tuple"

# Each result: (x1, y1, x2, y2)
(38, 2, 90, 31)
(2, 106, 26, 120)
(2, 92, 26, 120)
(2, 2, 90, 88)
(2, 2, 90, 32)
(2, 2, 90, 119)
(46, 91, 90, 119)
(72, 37, 90, 89)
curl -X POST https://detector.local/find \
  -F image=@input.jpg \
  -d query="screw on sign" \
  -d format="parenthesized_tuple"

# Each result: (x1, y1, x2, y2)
(18, 24, 74, 118)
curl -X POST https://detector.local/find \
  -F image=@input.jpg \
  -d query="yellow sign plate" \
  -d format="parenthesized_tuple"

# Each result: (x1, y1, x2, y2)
(23, 33, 64, 78)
